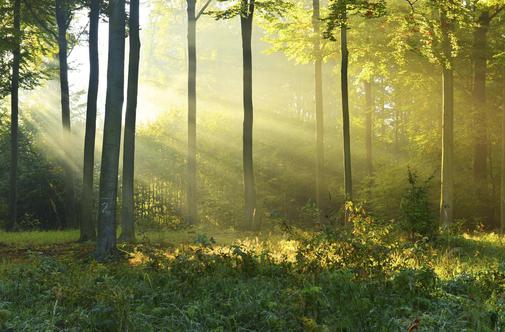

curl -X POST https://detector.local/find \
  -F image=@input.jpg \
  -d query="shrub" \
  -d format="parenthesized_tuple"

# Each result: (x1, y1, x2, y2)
(400, 169, 436, 239)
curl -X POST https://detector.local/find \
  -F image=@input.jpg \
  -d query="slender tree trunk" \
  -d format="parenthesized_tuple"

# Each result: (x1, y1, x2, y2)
(55, 0, 76, 228)
(241, 0, 256, 229)
(472, 11, 490, 224)
(119, 0, 140, 242)
(7, 0, 21, 232)
(500, 69, 505, 234)
(80, 0, 100, 241)
(186, 0, 197, 225)
(95, 0, 126, 259)
(340, 6, 352, 201)
(364, 80, 373, 177)
(312, 0, 324, 219)
(440, 9, 454, 226)
(472, 11, 490, 180)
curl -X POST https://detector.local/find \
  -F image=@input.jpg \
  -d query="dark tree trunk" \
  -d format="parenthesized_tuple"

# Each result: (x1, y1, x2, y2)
(119, 0, 140, 242)
(80, 0, 100, 241)
(364, 80, 373, 177)
(472, 11, 490, 180)
(241, 0, 256, 229)
(55, 0, 76, 228)
(95, 0, 126, 259)
(340, 6, 352, 201)
(440, 8, 454, 226)
(186, 0, 197, 225)
(7, 0, 21, 232)
(312, 0, 324, 219)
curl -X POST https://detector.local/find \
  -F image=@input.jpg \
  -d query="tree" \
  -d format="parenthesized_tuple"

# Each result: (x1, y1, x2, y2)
(7, 0, 21, 232)
(95, 0, 126, 259)
(439, 3, 454, 226)
(55, 0, 76, 228)
(80, 0, 100, 241)
(119, 0, 141, 242)
(312, 0, 325, 219)
(364, 79, 372, 177)
(210, 0, 289, 229)
(325, 0, 386, 201)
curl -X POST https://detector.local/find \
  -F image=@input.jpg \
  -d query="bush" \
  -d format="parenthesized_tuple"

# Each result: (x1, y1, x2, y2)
(400, 169, 436, 239)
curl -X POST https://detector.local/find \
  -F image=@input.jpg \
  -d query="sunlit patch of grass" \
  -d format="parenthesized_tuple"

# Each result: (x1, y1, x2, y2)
(0, 229, 79, 247)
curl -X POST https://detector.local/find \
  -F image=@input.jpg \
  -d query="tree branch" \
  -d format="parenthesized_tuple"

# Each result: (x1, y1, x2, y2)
(196, 0, 213, 21)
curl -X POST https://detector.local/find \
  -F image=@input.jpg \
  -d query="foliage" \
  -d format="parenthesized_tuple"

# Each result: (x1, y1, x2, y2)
(400, 169, 436, 238)
(1, 229, 505, 330)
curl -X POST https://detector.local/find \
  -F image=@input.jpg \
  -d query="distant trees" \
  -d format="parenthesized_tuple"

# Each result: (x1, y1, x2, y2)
(95, 0, 126, 258)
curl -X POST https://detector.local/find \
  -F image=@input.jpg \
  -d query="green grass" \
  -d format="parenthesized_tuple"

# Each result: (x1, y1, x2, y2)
(1, 228, 505, 331)
(0, 229, 79, 246)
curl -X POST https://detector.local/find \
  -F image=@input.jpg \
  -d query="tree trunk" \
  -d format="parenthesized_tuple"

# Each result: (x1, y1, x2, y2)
(55, 0, 76, 228)
(364, 80, 373, 177)
(472, 11, 490, 180)
(7, 0, 21, 232)
(241, 0, 256, 229)
(500, 69, 505, 234)
(472, 11, 490, 224)
(80, 0, 100, 241)
(119, 0, 140, 242)
(340, 5, 352, 201)
(186, 0, 197, 225)
(440, 8, 454, 227)
(95, 0, 126, 259)
(312, 0, 324, 220)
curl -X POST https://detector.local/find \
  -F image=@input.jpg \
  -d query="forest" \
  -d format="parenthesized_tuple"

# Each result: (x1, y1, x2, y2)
(1, 0, 505, 330)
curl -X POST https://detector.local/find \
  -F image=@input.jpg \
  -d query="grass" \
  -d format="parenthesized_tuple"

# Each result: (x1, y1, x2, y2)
(1, 226, 505, 331)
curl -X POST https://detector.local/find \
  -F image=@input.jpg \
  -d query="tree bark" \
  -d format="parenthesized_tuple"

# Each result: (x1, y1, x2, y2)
(241, 0, 256, 229)
(7, 0, 21, 232)
(312, 0, 324, 220)
(95, 0, 126, 259)
(340, 4, 352, 201)
(472, 11, 490, 181)
(440, 8, 454, 227)
(119, 0, 140, 242)
(364, 80, 373, 177)
(55, 0, 76, 228)
(500, 69, 505, 234)
(186, 0, 197, 225)
(80, 0, 100, 241)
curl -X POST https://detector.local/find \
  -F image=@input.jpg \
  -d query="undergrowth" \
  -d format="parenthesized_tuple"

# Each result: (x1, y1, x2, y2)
(1, 216, 505, 331)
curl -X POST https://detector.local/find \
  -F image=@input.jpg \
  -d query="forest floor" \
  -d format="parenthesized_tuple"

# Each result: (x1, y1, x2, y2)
(0, 226, 505, 331)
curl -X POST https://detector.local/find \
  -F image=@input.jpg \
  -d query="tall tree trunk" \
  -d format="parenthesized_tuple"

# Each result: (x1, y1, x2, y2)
(472, 11, 490, 224)
(340, 4, 352, 201)
(500, 69, 505, 234)
(95, 0, 126, 259)
(7, 0, 21, 232)
(80, 0, 100, 241)
(119, 0, 140, 242)
(472, 11, 490, 180)
(440, 8, 454, 226)
(241, 0, 256, 229)
(312, 0, 324, 219)
(186, 0, 197, 225)
(364, 80, 373, 177)
(55, 0, 76, 228)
